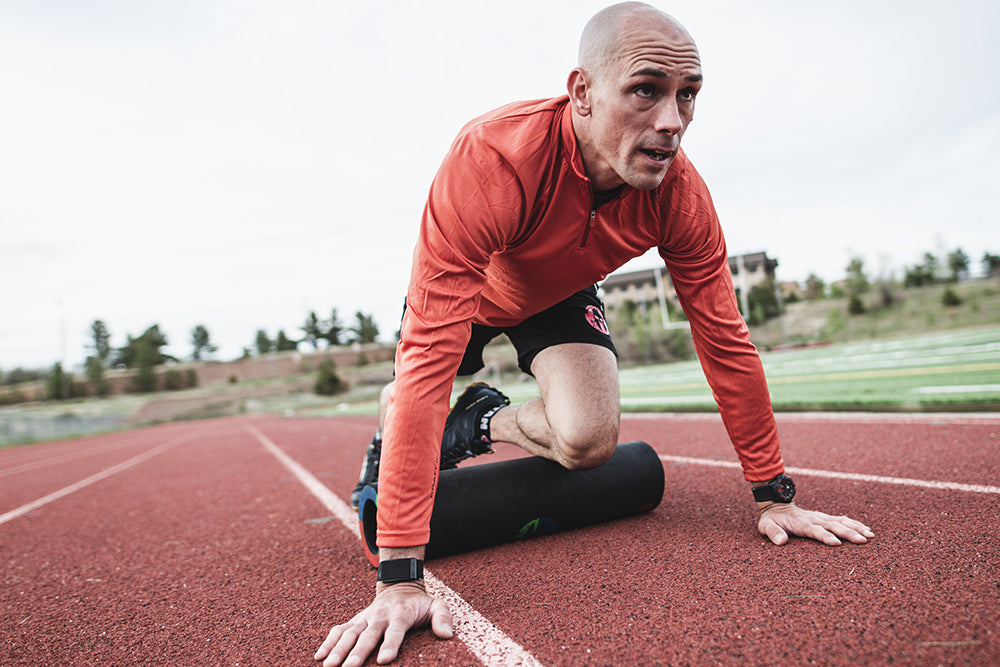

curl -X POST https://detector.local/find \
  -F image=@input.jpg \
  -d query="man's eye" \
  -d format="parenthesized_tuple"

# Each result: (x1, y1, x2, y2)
(679, 88, 697, 102)
(634, 85, 656, 98)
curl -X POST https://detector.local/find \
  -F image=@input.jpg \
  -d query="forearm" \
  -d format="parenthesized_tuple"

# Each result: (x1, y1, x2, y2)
(694, 336, 785, 480)
(379, 545, 426, 561)
(376, 304, 472, 542)
(377, 342, 462, 547)
(668, 258, 784, 480)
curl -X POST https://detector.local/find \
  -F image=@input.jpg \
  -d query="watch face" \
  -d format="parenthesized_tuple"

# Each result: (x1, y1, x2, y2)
(774, 474, 796, 502)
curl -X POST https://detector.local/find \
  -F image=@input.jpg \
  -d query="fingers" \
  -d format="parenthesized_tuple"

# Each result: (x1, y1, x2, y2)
(825, 516, 875, 545)
(804, 512, 874, 546)
(843, 516, 875, 539)
(314, 621, 353, 662)
(375, 598, 455, 664)
(807, 521, 844, 547)
(343, 622, 386, 667)
(314, 585, 455, 666)
(314, 626, 338, 660)
(760, 505, 874, 547)
(759, 516, 789, 546)
(376, 619, 409, 665)
(429, 599, 455, 639)
(312, 615, 385, 667)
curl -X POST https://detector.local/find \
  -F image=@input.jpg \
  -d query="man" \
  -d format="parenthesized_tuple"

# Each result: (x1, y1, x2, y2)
(316, 4, 874, 666)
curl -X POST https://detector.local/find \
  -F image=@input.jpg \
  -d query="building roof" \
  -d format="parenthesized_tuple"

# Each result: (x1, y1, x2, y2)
(601, 267, 668, 289)
(601, 252, 778, 290)
(727, 251, 778, 273)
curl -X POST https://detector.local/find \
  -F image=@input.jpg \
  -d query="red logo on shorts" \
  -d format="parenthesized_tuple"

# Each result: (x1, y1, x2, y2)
(585, 305, 609, 335)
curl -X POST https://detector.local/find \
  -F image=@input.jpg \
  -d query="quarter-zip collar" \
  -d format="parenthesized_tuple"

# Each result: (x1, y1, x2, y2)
(559, 96, 591, 186)
(561, 99, 630, 248)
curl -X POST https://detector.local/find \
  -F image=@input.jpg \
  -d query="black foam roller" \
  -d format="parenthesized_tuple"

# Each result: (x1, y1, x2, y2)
(359, 440, 664, 564)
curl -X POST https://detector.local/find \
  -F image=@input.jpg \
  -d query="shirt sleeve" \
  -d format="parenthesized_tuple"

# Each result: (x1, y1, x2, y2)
(659, 160, 785, 482)
(376, 131, 523, 547)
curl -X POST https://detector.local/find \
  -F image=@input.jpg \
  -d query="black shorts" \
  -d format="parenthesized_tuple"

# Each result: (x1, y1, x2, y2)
(457, 285, 617, 377)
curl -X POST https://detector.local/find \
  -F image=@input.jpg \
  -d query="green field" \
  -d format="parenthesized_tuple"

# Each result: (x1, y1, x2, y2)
(497, 325, 1000, 412)
(4, 325, 999, 445)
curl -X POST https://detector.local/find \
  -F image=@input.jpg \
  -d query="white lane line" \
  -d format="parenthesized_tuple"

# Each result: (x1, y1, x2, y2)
(0, 431, 196, 526)
(423, 578, 544, 667)
(659, 455, 1000, 494)
(0, 434, 151, 478)
(248, 423, 359, 531)
(625, 413, 1000, 424)
(245, 423, 544, 667)
(912, 384, 1000, 394)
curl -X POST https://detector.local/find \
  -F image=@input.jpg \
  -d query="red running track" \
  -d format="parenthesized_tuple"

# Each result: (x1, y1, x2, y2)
(2, 412, 998, 665)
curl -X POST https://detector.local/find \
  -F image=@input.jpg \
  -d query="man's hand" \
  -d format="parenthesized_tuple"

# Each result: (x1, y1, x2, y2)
(314, 581, 454, 667)
(757, 502, 874, 546)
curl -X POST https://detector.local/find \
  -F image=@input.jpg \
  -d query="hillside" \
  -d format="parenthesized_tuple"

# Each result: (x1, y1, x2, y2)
(748, 278, 1000, 349)
(2, 279, 998, 445)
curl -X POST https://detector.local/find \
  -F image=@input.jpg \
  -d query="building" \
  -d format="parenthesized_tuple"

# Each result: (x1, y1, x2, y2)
(600, 251, 778, 321)
(780, 280, 804, 302)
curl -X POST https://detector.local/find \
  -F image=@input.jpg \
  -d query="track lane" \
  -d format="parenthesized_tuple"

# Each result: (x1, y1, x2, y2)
(247, 420, 544, 667)
(0, 422, 201, 511)
(432, 461, 998, 665)
(0, 421, 198, 470)
(0, 431, 197, 526)
(3, 412, 998, 665)
(622, 413, 1000, 488)
(2, 418, 475, 665)
(246, 413, 1000, 664)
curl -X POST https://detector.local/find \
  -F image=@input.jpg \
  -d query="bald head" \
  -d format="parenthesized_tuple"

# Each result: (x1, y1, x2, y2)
(578, 2, 695, 81)
(567, 3, 703, 191)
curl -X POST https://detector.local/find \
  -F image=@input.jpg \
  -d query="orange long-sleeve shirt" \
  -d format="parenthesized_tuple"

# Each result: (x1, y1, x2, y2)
(377, 96, 784, 547)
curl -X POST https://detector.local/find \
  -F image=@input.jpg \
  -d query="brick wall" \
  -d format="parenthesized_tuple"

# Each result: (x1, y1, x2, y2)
(3, 344, 396, 402)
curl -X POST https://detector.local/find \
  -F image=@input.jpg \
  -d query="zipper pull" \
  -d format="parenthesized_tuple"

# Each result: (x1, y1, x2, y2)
(580, 209, 596, 248)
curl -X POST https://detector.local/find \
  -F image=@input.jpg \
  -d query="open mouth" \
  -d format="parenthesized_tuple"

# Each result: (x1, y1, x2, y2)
(641, 148, 673, 162)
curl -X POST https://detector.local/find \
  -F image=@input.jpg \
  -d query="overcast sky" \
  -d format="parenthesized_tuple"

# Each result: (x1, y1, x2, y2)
(2, 0, 998, 371)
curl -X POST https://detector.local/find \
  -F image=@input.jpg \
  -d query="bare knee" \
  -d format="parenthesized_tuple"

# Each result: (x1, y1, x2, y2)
(378, 382, 395, 429)
(554, 421, 619, 470)
(380, 381, 395, 406)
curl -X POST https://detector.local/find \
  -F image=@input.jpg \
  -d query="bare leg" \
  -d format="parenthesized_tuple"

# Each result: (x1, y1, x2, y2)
(351, 381, 395, 506)
(378, 381, 394, 432)
(488, 343, 620, 470)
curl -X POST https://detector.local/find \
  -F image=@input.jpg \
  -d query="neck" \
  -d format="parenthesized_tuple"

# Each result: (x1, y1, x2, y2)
(571, 112, 624, 191)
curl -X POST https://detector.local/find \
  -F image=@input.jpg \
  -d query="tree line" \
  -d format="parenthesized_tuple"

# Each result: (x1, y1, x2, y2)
(0, 308, 382, 401)
(782, 246, 998, 319)
(792, 248, 996, 301)
(4, 246, 996, 402)
(650, 245, 998, 331)
(251, 309, 379, 356)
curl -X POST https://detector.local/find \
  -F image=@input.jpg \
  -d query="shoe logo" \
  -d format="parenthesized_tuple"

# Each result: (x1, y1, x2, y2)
(585, 305, 609, 335)
(516, 517, 558, 539)
(478, 405, 503, 441)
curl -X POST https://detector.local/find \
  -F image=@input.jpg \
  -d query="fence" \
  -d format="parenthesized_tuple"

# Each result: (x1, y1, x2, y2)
(0, 412, 125, 446)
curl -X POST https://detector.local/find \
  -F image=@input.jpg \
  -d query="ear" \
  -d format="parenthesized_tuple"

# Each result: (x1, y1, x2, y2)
(567, 68, 591, 116)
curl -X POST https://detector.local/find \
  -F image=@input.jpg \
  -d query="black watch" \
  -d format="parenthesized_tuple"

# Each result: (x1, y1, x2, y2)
(377, 558, 424, 583)
(752, 473, 796, 503)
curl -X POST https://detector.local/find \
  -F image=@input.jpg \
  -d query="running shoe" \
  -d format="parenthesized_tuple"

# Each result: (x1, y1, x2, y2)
(350, 430, 381, 509)
(440, 382, 510, 470)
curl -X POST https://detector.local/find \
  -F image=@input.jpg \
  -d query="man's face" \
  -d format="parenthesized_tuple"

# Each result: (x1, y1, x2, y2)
(576, 23, 702, 191)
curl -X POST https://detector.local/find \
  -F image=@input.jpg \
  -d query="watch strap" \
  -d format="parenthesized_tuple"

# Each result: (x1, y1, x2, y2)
(753, 473, 795, 503)
(753, 485, 778, 502)
(377, 558, 424, 583)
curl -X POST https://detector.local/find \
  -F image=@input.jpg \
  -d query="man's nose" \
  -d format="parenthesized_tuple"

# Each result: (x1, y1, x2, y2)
(653, 98, 683, 134)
